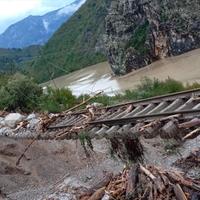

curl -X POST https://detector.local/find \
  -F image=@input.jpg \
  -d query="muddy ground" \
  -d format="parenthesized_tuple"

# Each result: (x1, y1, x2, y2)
(0, 138, 123, 200)
(1, 134, 200, 200)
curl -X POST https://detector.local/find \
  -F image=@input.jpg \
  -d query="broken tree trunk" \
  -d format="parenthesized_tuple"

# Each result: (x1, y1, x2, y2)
(88, 187, 106, 200)
(126, 164, 139, 199)
(173, 184, 187, 200)
(160, 120, 184, 139)
(179, 118, 200, 129)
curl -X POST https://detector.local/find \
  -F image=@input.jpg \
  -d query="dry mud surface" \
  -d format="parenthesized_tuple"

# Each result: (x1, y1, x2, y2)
(1, 135, 200, 199)
(0, 138, 123, 200)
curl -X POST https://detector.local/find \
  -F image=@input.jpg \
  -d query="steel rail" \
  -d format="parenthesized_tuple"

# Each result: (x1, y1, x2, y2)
(104, 88, 200, 109)
(89, 109, 200, 126)
(47, 109, 200, 129)
(69, 88, 200, 115)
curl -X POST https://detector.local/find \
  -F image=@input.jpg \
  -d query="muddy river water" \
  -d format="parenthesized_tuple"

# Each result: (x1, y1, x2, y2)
(43, 48, 200, 96)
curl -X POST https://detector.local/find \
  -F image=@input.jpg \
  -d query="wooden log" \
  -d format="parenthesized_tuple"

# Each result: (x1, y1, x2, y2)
(16, 137, 38, 166)
(160, 120, 183, 139)
(139, 164, 156, 181)
(141, 121, 162, 139)
(183, 128, 200, 141)
(88, 187, 105, 200)
(64, 91, 102, 113)
(179, 118, 200, 129)
(166, 171, 200, 192)
(126, 164, 139, 199)
(83, 173, 113, 197)
(173, 184, 187, 200)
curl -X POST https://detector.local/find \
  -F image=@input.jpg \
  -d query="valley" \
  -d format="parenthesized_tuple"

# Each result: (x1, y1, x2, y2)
(0, 0, 200, 199)
(43, 48, 200, 96)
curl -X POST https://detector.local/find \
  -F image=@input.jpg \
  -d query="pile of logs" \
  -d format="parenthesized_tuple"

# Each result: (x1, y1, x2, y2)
(140, 116, 200, 141)
(80, 164, 200, 200)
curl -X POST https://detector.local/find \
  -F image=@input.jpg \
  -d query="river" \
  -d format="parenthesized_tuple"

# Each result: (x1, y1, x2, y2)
(43, 48, 200, 96)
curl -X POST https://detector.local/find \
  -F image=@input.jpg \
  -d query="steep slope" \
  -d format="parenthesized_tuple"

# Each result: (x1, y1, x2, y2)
(105, 0, 200, 75)
(0, 0, 85, 48)
(29, 0, 111, 83)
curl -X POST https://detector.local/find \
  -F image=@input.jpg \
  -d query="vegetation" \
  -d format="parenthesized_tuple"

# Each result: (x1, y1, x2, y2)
(0, 74, 42, 112)
(26, 0, 111, 83)
(39, 87, 76, 113)
(0, 74, 200, 113)
(126, 21, 150, 55)
(0, 45, 41, 73)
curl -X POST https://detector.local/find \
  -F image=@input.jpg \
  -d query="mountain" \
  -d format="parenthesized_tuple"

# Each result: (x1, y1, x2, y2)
(0, 0, 86, 48)
(0, 46, 41, 73)
(29, 0, 111, 83)
(105, 0, 200, 75)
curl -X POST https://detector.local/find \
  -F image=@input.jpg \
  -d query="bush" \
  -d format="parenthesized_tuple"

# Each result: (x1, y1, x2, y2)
(1, 74, 199, 113)
(40, 87, 77, 113)
(0, 74, 42, 112)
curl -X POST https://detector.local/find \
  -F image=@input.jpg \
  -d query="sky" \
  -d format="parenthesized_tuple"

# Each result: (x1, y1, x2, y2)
(0, 0, 76, 33)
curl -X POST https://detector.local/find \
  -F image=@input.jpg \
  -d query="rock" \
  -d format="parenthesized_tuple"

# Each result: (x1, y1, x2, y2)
(26, 113, 36, 121)
(0, 127, 13, 137)
(27, 118, 40, 130)
(0, 117, 4, 127)
(105, 0, 200, 75)
(4, 113, 25, 128)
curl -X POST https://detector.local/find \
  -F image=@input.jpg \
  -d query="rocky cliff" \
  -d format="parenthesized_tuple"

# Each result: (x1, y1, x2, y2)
(105, 0, 200, 75)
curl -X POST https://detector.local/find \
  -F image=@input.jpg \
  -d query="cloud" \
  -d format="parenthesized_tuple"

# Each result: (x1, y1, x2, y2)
(0, 0, 77, 33)
(58, 0, 86, 15)
(0, 0, 41, 19)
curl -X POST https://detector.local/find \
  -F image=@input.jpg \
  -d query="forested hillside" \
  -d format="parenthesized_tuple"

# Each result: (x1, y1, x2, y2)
(28, 0, 111, 83)
(0, 46, 41, 73)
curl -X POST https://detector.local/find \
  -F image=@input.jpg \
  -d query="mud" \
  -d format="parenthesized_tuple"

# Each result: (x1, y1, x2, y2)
(0, 138, 123, 200)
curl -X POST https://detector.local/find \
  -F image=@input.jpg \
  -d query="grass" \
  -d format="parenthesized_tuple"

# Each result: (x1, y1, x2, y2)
(0, 74, 200, 113)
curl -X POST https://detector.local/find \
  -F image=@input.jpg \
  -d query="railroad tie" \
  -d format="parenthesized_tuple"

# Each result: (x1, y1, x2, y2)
(147, 102, 168, 114)
(134, 103, 156, 116)
(193, 103, 200, 110)
(123, 105, 144, 117)
(160, 99, 184, 113)
(176, 98, 196, 111)
(94, 127, 109, 139)
(105, 125, 120, 139)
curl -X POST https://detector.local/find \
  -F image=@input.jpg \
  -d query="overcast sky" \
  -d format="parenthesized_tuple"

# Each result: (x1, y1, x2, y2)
(0, 0, 75, 33)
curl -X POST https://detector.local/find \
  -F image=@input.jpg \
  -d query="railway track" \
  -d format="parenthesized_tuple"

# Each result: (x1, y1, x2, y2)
(1, 88, 200, 140)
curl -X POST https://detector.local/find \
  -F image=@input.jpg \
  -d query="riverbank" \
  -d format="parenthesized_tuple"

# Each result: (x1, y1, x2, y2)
(42, 48, 200, 96)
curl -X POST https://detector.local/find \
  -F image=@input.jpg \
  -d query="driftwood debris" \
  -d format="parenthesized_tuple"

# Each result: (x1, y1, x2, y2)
(64, 91, 102, 114)
(183, 128, 200, 141)
(16, 135, 40, 166)
(79, 173, 113, 200)
(83, 164, 200, 200)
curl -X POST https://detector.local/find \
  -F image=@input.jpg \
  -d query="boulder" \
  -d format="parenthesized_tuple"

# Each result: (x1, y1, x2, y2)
(4, 113, 25, 128)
